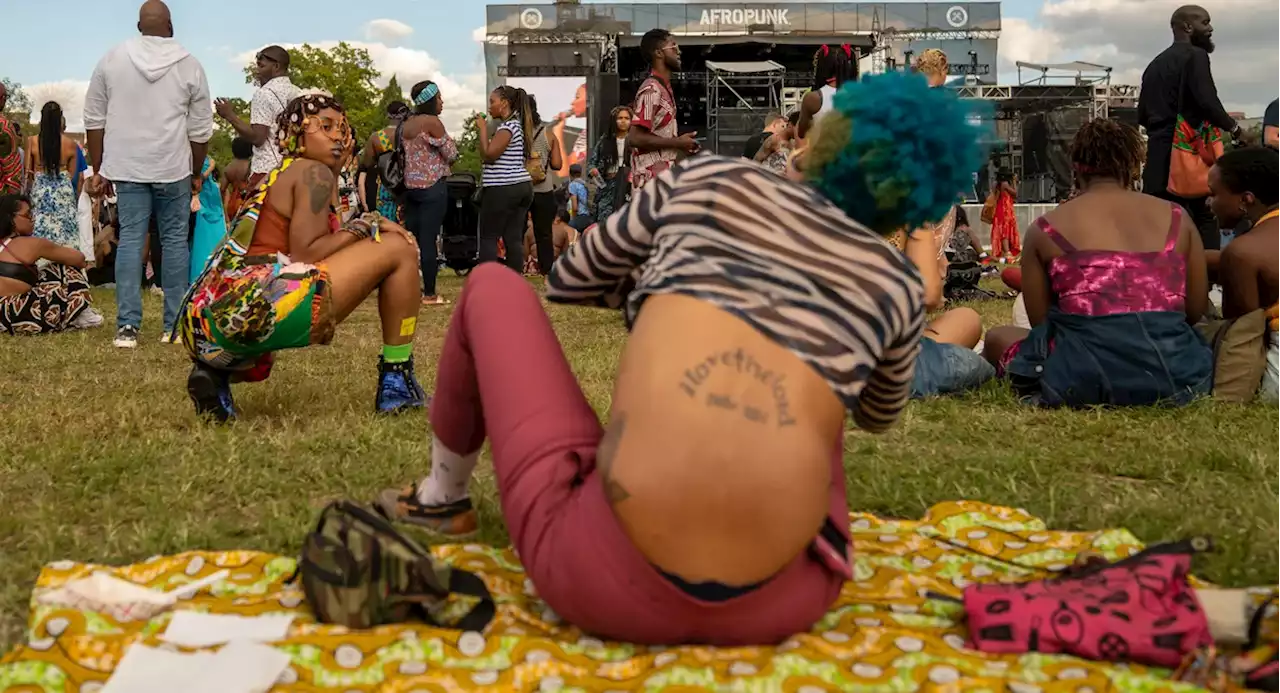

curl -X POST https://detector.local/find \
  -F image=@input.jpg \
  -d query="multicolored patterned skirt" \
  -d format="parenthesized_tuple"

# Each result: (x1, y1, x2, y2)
(0, 264, 92, 335)
(180, 255, 334, 373)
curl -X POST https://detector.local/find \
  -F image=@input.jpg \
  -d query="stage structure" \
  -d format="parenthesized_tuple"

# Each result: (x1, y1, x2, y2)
(955, 61, 1139, 202)
(706, 61, 784, 153)
(485, 1, 1004, 156)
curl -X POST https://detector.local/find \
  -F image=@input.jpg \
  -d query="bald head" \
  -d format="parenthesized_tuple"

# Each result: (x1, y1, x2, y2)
(1171, 5, 1214, 51)
(138, 0, 173, 38)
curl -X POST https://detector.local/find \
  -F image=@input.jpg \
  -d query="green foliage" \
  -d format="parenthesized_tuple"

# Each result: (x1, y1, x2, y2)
(244, 43, 382, 143)
(1, 77, 33, 131)
(376, 75, 405, 122)
(454, 112, 485, 177)
(208, 98, 249, 169)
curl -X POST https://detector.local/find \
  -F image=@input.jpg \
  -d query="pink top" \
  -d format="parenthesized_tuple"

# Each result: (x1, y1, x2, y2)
(1040, 205, 1187, 317)
(404, 131, 458, 190)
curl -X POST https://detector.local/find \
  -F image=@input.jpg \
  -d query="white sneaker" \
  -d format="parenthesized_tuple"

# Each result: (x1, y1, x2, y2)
(114, 325, 139, 348)
(70, 307, 105, 330)
(159, 332, 178, 344)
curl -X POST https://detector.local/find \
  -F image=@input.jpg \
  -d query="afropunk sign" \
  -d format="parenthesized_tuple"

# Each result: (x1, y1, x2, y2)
(699, 8, 792, 26)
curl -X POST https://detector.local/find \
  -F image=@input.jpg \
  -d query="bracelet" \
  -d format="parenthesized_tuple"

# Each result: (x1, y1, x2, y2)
(340, 213, 384, 242)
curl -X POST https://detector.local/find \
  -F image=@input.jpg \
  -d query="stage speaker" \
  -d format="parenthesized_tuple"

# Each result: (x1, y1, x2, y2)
(506, 43, 600, 76)
(590, 74, 621, 149)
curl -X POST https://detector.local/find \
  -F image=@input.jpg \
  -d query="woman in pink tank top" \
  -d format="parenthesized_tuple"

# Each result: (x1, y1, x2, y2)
(983, 119, 1210, 393)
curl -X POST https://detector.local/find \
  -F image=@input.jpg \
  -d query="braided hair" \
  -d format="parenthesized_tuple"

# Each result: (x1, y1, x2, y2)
(492, 85, 534, 159)
(813, 44, 858, 89)
(1069, 118, 1145, 189)
(802, 70, 990, 234)
(275, 93, 351, 156)
(1214, 147, 1279, 207)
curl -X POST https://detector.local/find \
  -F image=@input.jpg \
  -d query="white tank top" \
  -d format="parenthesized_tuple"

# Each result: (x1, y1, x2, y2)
(815, 84, 839, 119)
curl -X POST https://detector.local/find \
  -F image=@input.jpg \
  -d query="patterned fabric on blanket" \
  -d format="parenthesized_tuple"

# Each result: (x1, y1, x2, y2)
(0, 502, 1217, 692)
(0, 263, 91, 335)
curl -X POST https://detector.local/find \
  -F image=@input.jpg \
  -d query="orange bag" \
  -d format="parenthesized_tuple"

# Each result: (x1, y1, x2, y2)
(1167, 115, 1223, 198)
(980, 193, 996, 225)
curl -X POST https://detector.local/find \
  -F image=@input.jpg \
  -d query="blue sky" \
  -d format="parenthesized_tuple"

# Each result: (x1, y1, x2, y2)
(3, 0, 1274, 132)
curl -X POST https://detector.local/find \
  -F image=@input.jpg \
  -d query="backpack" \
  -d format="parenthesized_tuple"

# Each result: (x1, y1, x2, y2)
(376, 122, 407, 198)
(295, 501, 496, 631)
(525, 124, 548, 185)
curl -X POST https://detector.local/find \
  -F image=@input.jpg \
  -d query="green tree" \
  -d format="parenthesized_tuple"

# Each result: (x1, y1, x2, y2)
(1, 77, 33, 132)
(243, 43, 381, 142)
(376, 74, 404, 127)
(453, 111, 485, 177)
(207, 98, 250, 169)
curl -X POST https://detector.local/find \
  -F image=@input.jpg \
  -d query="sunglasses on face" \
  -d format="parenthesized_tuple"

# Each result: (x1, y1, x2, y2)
(256, 54, 279, 65)
(302, 116, 351, 140)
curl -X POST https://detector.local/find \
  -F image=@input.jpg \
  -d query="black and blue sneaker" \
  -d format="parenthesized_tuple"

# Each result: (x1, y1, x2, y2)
(187, 361, 237, 422)
(375, 356, 428, 414)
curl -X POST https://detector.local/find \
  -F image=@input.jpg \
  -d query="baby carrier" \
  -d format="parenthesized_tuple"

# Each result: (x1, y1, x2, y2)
(440, 173, 480, 276)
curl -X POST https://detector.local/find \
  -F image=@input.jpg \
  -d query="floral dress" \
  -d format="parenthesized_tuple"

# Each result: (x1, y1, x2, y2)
(31, 171, 80, 248)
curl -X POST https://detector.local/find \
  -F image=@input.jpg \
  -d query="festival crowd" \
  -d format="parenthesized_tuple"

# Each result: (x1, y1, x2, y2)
(0, 1, 1276, 687)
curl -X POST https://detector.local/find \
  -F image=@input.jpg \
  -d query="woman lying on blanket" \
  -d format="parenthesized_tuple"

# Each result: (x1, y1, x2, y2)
(378, 71, 987, 646)
(982, 119, 1211, 407)
(0, 194, 104, 335)
(180, 94, 427, 422)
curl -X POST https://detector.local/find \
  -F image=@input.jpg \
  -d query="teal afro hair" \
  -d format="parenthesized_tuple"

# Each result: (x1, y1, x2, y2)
(806, 70, 992, 234)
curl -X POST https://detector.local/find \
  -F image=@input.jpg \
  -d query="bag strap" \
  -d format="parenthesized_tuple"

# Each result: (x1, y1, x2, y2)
(1165, 205, 1184, 252)
(441, 568, 497, 631)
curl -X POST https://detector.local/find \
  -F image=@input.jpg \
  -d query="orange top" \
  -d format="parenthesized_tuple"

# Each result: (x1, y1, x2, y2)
(247, 192, 291, 256)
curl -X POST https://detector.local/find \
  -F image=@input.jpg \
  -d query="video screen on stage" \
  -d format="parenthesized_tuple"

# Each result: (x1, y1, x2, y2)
(506, 77, 590, 180)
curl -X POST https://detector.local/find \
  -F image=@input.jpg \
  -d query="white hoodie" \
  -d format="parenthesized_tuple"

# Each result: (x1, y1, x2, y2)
(83, 36, 213, 184)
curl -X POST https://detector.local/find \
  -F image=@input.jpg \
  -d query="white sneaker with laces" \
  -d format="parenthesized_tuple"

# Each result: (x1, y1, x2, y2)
(114, 326, 139, 348)
(70, 307, 105, 330)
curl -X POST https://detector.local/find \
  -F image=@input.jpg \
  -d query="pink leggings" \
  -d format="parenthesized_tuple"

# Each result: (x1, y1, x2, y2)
(431, 264, 848, 645)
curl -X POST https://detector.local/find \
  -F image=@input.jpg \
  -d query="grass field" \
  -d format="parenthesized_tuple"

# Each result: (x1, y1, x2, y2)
(0, 275, 1276, 650)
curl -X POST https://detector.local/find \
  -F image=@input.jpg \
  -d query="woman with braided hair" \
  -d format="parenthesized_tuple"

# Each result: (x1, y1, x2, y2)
(475, 85, 536, 272)
(982, 118, 1211, 407)
(796, 43, 858, 139)
(179, 94, 428, 422)
(379, 71, 987, 644)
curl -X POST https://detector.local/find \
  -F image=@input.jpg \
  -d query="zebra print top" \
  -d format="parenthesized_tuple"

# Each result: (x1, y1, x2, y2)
(546, 155, 926, 432)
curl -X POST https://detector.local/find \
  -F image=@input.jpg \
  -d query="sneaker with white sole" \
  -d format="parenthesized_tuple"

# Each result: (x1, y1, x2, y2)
(159, 332, 179, 344)
(69, 307, 105, 330)
(113, 325, 139, 348)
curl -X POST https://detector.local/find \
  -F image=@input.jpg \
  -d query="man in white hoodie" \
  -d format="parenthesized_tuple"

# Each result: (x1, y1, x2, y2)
(84, 0, 212, 348)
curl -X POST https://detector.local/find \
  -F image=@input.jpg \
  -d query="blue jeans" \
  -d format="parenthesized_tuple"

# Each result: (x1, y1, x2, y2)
(114, 180, 192, 331)
(403, 180, 448, 296)
(910, 337, 996, 399)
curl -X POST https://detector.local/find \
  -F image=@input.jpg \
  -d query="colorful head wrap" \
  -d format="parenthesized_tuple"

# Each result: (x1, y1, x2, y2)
(413, 83, 440, 106)
(275, 93, 352, 157)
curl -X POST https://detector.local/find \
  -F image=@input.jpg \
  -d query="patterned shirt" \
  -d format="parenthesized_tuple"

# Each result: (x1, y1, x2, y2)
(482, 119, 532, 187)
(630, 73, 679, 192)
(404, 131, 458, 190)
(250, 76, 301, 174)
(546, 155, 925, 433)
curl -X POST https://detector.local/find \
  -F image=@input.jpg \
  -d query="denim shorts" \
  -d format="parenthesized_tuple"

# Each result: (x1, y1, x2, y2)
(911, 337, 996, 399)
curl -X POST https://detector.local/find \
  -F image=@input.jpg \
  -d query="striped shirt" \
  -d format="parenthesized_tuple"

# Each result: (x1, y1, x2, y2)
(547, 155, 925, 432)
(482, 118, 532, 187)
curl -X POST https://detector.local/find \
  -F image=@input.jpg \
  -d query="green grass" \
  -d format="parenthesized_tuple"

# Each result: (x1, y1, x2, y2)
(0, 276, 1276, 650)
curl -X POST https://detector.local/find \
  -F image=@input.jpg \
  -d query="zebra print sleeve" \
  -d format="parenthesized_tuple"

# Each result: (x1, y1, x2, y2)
(546, 166, 673, 308)
(851, 293, 925, 433)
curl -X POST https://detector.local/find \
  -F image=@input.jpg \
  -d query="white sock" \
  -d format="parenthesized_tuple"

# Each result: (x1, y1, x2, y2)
(415, 436, 480, 506)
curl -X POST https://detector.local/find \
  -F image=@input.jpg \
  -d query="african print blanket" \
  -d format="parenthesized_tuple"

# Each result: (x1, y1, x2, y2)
(0, 502, 1217, 692)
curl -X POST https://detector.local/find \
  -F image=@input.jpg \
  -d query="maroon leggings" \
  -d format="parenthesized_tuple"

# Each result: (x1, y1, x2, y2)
(431, 264, 848, 645)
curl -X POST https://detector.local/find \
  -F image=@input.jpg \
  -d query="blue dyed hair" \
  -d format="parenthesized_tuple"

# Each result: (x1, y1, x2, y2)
(804, 70, 991, 234)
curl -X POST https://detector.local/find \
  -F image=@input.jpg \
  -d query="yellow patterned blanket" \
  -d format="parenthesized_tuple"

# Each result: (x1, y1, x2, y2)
(1, 502, 1207, 692)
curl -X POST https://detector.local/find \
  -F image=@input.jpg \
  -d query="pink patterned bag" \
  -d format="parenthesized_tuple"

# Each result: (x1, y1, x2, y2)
(964, 540, 1214, 668)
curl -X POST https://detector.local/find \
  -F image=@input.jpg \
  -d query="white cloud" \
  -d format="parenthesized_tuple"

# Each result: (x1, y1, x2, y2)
(22, 80, 90, 133)
(1008, 0, 1278, 116)
(363, 19, 414, 46)
(231, 41, 486, 133)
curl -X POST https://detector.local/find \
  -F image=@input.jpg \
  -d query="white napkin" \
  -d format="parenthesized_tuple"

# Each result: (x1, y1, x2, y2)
(161, 612, 295, 648)
(101, 641, 290, 693)
(36, 570, 229, 623)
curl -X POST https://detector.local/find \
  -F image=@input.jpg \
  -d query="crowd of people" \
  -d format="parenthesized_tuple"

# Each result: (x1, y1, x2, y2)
(0, 1, 1276, 680)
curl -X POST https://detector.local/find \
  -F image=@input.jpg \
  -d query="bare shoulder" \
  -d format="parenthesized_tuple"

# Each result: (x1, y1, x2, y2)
(1222, 229, 1272, 268)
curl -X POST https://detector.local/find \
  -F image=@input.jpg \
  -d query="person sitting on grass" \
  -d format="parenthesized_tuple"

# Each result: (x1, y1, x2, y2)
(1205, 146, 1279, 402)
(982, 118, 1211, 407)
(378, 71, 986, 646)
(0, 194, 103, 335)
(179, 94, 427, 422)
